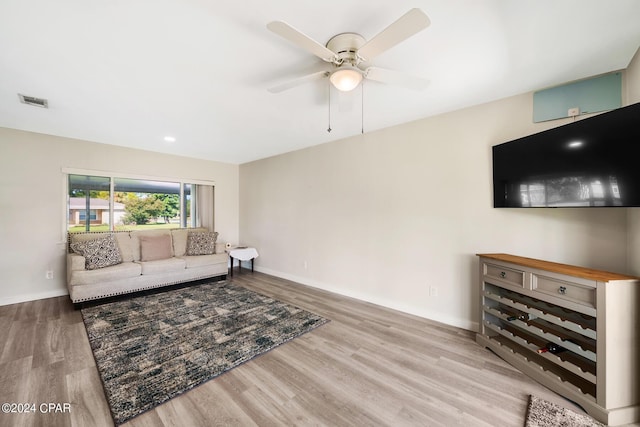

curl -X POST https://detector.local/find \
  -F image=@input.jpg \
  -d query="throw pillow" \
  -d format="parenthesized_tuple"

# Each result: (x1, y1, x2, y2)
(186, 231, 218, 255)
(70, 234, 123, 270)
(139, 234, 173, 261)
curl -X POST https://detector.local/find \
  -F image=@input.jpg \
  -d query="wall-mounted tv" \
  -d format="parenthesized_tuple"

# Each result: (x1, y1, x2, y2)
(493, 102, 640, 207)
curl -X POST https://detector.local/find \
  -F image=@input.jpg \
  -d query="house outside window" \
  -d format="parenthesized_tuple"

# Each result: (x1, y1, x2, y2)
(66, 172, 213, 232)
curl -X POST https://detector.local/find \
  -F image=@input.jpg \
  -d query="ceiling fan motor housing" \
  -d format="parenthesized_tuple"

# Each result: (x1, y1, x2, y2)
(326, 33, 366, 67)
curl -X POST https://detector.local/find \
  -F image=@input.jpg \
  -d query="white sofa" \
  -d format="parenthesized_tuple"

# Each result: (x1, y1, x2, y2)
(67, 228, 228, 304)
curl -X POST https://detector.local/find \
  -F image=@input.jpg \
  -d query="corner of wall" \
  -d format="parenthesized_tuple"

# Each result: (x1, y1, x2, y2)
(625, 46, 640, 103)
(625, 46, 640, 275)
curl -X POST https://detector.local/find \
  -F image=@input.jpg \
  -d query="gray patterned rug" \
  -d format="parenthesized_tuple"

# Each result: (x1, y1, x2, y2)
(525, 395, 604, 427)
(81, 281, 329, 425)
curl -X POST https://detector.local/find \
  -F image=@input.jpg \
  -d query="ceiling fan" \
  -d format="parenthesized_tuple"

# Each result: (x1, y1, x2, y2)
(266, 8, 431, 94)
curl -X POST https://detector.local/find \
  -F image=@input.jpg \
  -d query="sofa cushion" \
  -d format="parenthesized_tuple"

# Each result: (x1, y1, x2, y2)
(130, 230, 173, 261)
(113, 232, 134, 262)
(171, 228, 207, 256)
(186, 231, 219, 255)
(170, 229, 189, 257)
(171, 227, 202, 256)
(139, 234, 173, 261)
(70, 261, 141, 286)
(179, 253, 228, 268)
(70, 231, 134, 262)
(138, 257, 186, 275)
(70, 234, 123, 270)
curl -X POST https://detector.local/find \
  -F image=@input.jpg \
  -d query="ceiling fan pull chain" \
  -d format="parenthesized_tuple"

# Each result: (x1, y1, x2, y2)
(327, 82, 332, 133)
(361, 82, 364, 134)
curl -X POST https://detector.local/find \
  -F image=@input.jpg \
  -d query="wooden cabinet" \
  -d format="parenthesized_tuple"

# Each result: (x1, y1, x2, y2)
(476, 253, 640, 426)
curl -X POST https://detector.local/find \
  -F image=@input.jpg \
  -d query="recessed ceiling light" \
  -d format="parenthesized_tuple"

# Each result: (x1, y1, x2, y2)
(568, 141, 583, 148)
(164, 136, 176, 142)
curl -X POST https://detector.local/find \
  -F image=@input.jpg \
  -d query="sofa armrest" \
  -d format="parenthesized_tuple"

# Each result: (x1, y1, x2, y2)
(67, 253, 85, 282)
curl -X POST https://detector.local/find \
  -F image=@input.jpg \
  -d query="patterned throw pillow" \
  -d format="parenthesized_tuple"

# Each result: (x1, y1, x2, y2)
(70, 234, 123, 270)
(186, 231, 218, 255)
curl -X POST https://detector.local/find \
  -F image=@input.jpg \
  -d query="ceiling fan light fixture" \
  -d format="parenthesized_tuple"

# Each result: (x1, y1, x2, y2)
(330, 67, 363, 92)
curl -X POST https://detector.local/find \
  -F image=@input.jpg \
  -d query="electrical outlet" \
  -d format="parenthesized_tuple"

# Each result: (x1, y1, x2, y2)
(568, 107, 580, 117)
(429, 286, 438, 297)
(46, 270, 54, 279)
(303, 261, 308, 270)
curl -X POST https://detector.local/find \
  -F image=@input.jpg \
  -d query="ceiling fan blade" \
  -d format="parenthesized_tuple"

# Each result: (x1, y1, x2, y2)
(268, 70, 330, 93)
(365, 67, 429, 91)
(357, 9, 430, 61)
(267, 21, 337, 63)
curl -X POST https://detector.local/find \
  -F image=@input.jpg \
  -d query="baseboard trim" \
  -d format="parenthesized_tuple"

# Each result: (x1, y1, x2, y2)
(0, 289, 69, 306)
(254, 266, 478, 332)
(2, 270, 479, 332)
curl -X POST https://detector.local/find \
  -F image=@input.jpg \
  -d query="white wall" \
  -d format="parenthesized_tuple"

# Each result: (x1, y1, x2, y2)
(3, 51, 636, 318)
(625, 47, 640, 275)
(240, 90, 631, 331)
(0, 128, 239, 305)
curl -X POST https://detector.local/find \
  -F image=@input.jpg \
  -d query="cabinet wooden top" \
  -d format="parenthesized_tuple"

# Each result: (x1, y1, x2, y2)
(477, 253, 640, 283)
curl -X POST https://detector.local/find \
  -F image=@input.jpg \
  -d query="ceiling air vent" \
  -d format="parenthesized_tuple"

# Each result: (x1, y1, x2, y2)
(18, 93, 49, 108)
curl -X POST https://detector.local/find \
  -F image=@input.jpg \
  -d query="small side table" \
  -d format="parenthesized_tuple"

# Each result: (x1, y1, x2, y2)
(228, 247, 259, 276)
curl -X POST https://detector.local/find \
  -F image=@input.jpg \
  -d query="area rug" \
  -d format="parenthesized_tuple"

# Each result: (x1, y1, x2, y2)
(81, 281, 329, 425)
(525, 395, 604, 427)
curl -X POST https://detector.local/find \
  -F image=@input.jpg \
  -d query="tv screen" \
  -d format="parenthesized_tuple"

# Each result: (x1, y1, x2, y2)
(493, 102, 640, 207)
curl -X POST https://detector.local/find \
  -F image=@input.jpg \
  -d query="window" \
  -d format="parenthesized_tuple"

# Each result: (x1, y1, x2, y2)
(79, 210, 97, 221)
(66, 172, 214, 232)
(113, 177, 182, 229)
(68, 174, 111, 232)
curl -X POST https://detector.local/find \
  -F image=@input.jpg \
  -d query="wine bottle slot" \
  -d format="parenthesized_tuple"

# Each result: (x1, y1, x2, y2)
(537, 342, 566, 354)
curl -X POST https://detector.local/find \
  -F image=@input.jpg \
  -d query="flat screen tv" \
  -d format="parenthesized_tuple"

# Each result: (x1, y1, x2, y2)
(493, 102, 640, 207)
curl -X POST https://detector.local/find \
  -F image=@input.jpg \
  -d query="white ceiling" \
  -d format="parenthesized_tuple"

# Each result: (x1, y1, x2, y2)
(1, 1, 639, 164)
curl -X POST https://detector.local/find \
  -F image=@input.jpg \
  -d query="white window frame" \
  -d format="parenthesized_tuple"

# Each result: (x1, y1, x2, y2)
(62, 167, 215, 236)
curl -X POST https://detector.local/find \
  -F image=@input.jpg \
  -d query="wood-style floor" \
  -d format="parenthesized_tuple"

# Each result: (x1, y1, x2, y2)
(0, 270, 606, 427)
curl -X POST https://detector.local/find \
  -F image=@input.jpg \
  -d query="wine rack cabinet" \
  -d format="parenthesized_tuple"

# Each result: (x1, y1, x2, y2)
(476, 254, 640, 426)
